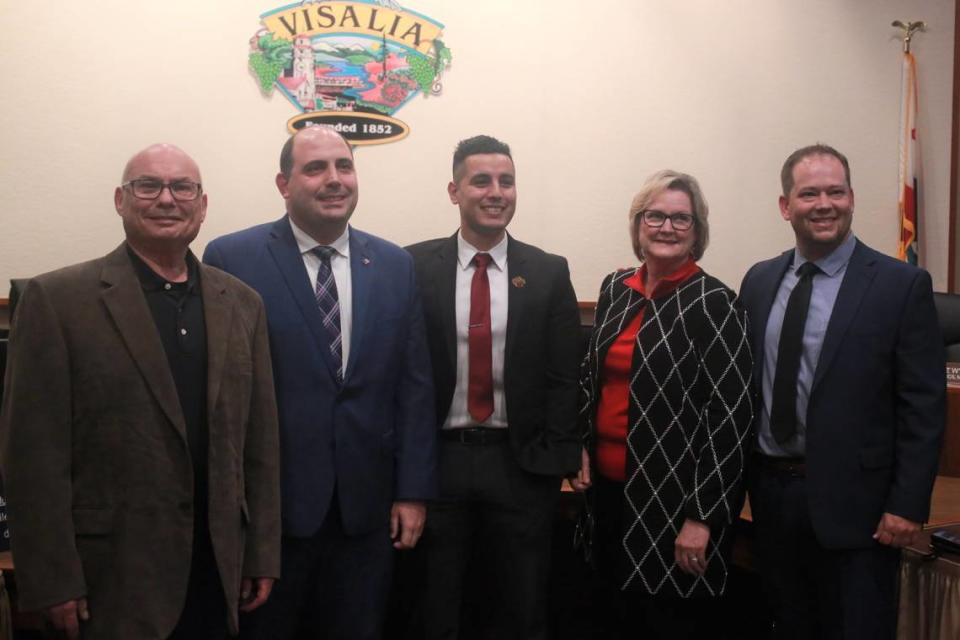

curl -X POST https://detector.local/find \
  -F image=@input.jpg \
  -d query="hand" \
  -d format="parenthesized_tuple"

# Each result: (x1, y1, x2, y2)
(570, 448, 592, 492)
(239, 577, 275, 613)
(873, 512, 922, 548)
(674, 518, 710, 576)
(391, 500, 426, 550)
(43, 598, 89, 640)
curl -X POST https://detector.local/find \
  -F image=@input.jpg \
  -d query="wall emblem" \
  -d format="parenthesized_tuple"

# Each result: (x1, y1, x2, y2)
(249, 0, 452, 144)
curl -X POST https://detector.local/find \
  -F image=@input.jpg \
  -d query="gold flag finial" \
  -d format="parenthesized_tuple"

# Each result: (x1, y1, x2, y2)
(892, 20, 926, 53)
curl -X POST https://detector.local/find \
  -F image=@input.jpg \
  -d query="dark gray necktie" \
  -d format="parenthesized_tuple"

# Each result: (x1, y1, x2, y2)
(770, 262, 821, 444)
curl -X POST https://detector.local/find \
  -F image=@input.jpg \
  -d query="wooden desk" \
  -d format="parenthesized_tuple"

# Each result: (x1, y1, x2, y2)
(898, 525, 960, 640)
(894, 479, 960, 639)
(927, 476, 960, 527)
(942, 387, 960, 477)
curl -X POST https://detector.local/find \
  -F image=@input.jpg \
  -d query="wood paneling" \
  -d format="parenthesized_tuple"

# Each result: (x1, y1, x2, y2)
(941, 387, 960, 477)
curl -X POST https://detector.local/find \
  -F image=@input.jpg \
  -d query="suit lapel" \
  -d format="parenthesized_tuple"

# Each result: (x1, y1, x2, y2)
(201, 264, 233, 420)
(266, 217, 341, 382)
(753, 251, 794, 385)
(99, 245, 186, 439)
(505, 235, 527, 364)
(812, 241, 876, 391)
(435, 235, 459, 375)
(592, 271, 643, 375)
(345, 229, 374, 381)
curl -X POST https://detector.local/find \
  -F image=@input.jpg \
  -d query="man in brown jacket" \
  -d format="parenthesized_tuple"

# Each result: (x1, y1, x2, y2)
(0, 144, 281, 639)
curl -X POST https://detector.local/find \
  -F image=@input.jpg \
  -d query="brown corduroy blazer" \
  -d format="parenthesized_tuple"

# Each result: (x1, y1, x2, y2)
(0, 243, 281, 639)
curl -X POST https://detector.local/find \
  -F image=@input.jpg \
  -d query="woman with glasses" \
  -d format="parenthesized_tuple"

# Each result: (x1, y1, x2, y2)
(573, 170, 753, 639)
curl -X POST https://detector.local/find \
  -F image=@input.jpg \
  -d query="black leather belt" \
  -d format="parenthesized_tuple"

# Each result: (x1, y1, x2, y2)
(440, 427, 508, 445)
(755, 453, 806, 477)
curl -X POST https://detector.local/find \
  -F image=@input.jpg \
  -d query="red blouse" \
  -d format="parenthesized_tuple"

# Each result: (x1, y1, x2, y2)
(594, 259, 702, 481)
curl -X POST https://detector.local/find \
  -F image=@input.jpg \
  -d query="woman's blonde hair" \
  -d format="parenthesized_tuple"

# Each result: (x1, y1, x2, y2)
(628, 169, 710, 261)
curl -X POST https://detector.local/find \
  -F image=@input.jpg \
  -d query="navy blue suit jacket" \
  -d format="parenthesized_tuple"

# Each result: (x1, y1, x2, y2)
(204, 217, 437, 537)
(739, 239, 945, 548)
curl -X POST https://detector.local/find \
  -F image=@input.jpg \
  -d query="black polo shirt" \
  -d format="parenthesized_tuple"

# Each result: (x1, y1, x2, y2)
(127, 246, 209, 520)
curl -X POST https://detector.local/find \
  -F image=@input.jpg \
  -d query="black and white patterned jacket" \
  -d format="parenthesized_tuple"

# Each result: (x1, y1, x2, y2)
(580, 267, 754, 597)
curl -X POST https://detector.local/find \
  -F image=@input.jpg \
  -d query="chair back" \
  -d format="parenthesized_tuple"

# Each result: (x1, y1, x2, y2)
(933, 292, 960, 361)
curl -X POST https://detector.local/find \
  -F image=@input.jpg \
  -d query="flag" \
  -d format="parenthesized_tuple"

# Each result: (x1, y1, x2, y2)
(897, 51, 919, 265)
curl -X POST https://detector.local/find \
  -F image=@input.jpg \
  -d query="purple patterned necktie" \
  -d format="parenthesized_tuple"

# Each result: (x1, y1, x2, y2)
(312, 246, 342, 381)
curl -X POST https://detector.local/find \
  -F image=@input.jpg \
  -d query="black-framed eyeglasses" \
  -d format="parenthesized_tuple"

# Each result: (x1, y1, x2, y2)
(122, 179, 203, 201)
(641, 210, 695, 231)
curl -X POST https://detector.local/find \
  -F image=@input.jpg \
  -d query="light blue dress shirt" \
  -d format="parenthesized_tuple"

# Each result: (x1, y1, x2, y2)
(758, 233, 857, 457)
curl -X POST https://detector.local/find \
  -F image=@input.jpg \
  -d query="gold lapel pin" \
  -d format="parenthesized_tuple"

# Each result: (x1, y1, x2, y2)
(361, 257, 371, 265)
(512, 276, 526, 288)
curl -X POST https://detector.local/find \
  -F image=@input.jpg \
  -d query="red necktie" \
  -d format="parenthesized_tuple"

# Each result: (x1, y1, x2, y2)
(468, 253, 494, 423)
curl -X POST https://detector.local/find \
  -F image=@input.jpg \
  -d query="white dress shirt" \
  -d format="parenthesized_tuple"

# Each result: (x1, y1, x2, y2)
(444, 232, 509, 429)
(289, 219, 353, 370)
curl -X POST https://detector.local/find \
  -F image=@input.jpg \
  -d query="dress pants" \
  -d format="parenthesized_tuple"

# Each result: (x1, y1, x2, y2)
(410, 436, 560, 640)
(591, 474, 718, 640)
(240, 499, 393, 640)
(168, 527, 228, 640)
(749, 462, 901, 640)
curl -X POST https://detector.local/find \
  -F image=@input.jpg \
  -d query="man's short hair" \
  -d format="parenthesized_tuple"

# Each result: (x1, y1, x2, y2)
(628, 169, 710, 262)
(452, 135, 512, 179)
(279, 135, 296, 179)
(780, 143, 852, 196)
(279, 126, 353, 179)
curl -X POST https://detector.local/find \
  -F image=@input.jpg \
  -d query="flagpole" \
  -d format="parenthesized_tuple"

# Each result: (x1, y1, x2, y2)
(893, 20, 924, 265)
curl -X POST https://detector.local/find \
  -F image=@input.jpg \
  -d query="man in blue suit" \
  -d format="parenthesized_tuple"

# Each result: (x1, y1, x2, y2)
(739, 144, 945, 640)
(203, 126, 436, 640)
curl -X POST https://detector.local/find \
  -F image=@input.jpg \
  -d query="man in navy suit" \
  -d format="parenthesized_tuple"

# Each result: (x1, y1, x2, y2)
(739, 144, 945, 640)
(406, 135, 581, 639)
(203, 126, 436, 640)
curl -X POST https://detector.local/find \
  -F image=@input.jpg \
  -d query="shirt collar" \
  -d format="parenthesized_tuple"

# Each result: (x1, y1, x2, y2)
(793, 232, 856, 277)
(625, 257, 700, 297)
(126, 244, 200, 293)
(457, 231, 508, 271)
(289, 218, 351, 259)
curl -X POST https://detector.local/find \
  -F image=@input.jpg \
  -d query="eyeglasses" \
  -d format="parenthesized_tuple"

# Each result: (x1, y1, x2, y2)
(641, 210, 695, 231)
(122, 179, 203, 201)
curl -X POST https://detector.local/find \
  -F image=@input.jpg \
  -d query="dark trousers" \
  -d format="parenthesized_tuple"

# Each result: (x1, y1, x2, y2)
(168, 528, 228, 640)
(240, 501, 393, 640)
(749, 464, 901, 640)
(591, 474, 718, 640)
(408, 438, 560, 640)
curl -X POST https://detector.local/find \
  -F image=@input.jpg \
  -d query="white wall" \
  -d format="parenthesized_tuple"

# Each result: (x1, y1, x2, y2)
(0, 0, 955, 299)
